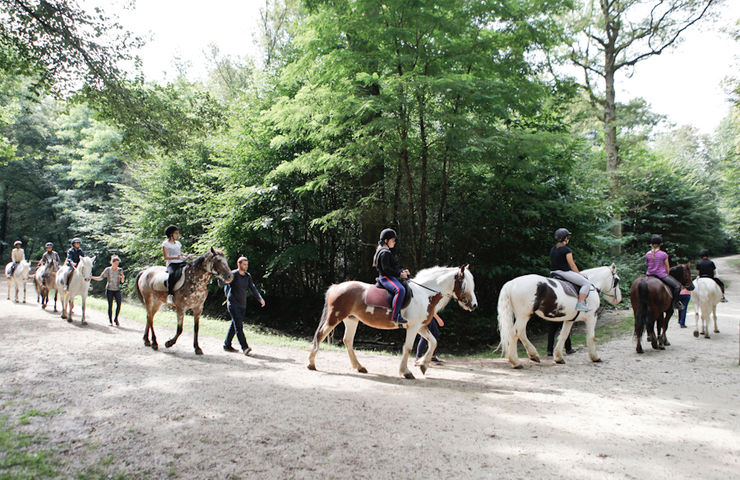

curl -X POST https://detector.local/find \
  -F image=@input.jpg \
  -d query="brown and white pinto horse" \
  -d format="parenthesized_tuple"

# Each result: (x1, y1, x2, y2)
(307, 265, 477, 379)
(136, 248, 233, 354)
(631, 263, 694, 353)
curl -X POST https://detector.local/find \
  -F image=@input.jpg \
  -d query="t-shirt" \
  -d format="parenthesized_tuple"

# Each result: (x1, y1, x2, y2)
(225, 269, 263, 309)
(645, 249, 669, 278)
(11, 248, 25, 263)
(41, 251, 60, 266)
(162, 240, 183, 266)
(100, 267, 124, 291)
(550, 245, 572, 271)
(697, 258, 716, 277)
(66, 247, 85, 265)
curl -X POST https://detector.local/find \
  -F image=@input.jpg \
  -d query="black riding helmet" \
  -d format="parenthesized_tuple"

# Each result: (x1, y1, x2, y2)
(379, 228, 397, 245)
(699, 248, 709, 257)
(165, 225, 179, 238)
(650, 235, 663, 245)
(554, 228, 571, 242)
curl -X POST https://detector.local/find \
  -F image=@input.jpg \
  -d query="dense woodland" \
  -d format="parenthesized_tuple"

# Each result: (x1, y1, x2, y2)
(1, 0, 738, 350)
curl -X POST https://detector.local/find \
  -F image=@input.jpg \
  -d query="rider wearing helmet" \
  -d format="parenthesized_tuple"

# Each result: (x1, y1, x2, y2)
(162, 225, 187, 305)
(38, 242, 61, 286)
(63, 238, 86, 291)
(697, 249, 727, 302)
(645, 235, 682, 310)
(550, 228, 591, 312)
(373, 228, 410, 326)
(9, 240, 25, 276)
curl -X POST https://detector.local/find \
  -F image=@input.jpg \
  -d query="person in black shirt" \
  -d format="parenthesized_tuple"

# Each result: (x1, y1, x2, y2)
(223, 256, 265, 355)
(373, 228, 410, 326)
(550, 228, 591, 312)
(697, 249, 727, 302)
(62, 238, 85, 291)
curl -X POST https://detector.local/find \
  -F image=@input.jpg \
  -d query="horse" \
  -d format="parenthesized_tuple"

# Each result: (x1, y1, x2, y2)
(691, 277, 722, 339)
(307, 265, 478, 379)
(630, 263, 694, 353)
(54, 256, 95, 324)
(497, 264, 622, 368)
(34, 261, 59, 311)
(135, 248, 233, 355)
(5, 260, 30, 303)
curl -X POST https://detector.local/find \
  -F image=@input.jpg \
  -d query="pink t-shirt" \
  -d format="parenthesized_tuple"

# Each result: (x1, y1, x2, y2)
(646, 249, 669, 278)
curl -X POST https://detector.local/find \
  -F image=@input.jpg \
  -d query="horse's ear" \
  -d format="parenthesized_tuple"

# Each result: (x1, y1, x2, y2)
(610, 263, 616, 272)
(210, 247, 216, 255)
(686, 261, 691, 267)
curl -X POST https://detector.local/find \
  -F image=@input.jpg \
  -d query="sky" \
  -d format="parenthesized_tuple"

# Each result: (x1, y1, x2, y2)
(103, 0, 738, 134)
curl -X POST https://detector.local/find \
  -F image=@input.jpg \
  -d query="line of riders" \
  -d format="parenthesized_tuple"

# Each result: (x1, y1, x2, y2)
(6, 228, 728, 323)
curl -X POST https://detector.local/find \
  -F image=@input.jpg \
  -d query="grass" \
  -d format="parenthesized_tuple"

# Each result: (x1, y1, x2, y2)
(0, 414, 59, 480)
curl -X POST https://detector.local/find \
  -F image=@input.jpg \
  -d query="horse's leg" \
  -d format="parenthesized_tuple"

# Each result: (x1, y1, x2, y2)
(416, 326, 437, 375)
(23, 280, 26, 303)
(164, 308, 185, 349)
(399, 324, 421, 379)
(342, 318, 366, 373)
(662, 311, 672, 347)
(506, 315, 525, 369)
(693, 305, 700, 338)
(80, 295, 87, 325)
(193, 308, 203, 355)
(516, 321, 540, 363)
(712, 304, 719, 334)
(552, 321, 575, 364)
(146, 299, 158, 350)
(67, 297, 74, 323)
(647, 313, 659, 349)
(584, 316, 601, 362)
(307, 303, 341, 371)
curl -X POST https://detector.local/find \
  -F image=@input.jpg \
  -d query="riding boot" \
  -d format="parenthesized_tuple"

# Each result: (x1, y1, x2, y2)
(673, 289, 683, 310)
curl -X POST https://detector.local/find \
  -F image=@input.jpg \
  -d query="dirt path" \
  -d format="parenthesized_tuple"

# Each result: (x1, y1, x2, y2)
(2, 257, 739, 479)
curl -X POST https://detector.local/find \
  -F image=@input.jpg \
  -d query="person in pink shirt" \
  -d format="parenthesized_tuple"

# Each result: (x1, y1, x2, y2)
(645, 235, 683, 310)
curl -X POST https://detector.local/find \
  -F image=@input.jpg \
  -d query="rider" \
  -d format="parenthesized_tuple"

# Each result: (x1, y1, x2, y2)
(63, 238, 86, 291)
(9, 240, 25, 276)
(645, 235, 682, 310)
(373, 228, 410, 326)
(697, 249, 728, 302)
(550, 228, 590, 312)
(162, 225, 187, 306)
(38, 242, 61, 286)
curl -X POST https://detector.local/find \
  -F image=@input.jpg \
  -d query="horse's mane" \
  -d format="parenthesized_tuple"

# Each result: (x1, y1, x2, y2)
(413, 266, 456, 284)
(189, 251, 212, 271)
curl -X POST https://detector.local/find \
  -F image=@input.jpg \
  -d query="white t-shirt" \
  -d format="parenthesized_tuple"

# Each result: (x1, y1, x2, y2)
(162, 240, 183, 266)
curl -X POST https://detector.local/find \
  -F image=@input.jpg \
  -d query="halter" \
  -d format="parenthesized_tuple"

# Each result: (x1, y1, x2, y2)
(409, 270, 471, 307)
(594, 269, 620, 302)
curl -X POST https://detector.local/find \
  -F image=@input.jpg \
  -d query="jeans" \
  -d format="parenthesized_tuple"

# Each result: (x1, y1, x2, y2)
(678, 294, 691, 326)
(415, 317, 440, 359)
(106, 289, 122, 324)
(378, 276, 406, 322)
(547, 321, 572, 354)
(225, 304, 249, 350)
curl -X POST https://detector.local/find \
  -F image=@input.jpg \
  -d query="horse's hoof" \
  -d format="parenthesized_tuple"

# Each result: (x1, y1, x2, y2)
(555, 358, 565, 364)
(67, 318, 72, 323)
(664, 340, 670, 347)
(165, 340, 174, 348)
(194, 348, 203, 355)
(704, 335, 710, 339)
(357, 366, 368, 374)
(81, 320, 87, 325)
(403, 372, 415, 380)
(714, 329, 719, 334)
(144, 339, 151, 347)
(419, 364, 427, 375)
(693, 331, 699, 338)
(592, 358, 602, 363)
(151, 343, 158, 351)
(512, 363, 523, 369)
(307, 364, 316, 371)
(530, 356, 541, 363)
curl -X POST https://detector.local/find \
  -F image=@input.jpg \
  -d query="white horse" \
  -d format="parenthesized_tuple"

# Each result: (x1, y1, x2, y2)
(497, 264, 622, 368)
(692, 277, 722, 339)
(54, 256, 95, 324)
(5, 260, 30, 303)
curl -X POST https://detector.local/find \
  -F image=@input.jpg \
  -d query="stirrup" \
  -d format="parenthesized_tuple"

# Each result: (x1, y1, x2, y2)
(576, 302, 590, 312)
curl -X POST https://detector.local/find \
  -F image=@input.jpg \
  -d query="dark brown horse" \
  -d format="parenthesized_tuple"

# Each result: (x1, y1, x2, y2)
(631, 263, 694, 353)
(34, 261, 58, 311)
(135, 248, 233, 354)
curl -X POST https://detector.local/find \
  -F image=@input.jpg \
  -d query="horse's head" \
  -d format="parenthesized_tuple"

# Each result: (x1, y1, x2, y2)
(585, 264, 622, 305)
(670, 262, 694, 291)
(453, 265, 478, 311)
(78, 256, 95, 281)
(204, 247, 234, 283)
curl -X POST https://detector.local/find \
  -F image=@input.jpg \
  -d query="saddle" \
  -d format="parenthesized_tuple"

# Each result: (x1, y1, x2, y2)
(364, 280, 414, 310)
(548, 273, 579, 298)
(151, 265, 188, 292)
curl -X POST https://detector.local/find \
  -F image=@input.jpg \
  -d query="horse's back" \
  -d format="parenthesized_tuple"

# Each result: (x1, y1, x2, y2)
(693, 277, 721, 305)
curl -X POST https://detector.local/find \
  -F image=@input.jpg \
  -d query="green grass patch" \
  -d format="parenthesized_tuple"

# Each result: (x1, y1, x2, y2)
(0, 414, 59, 479)
(17, 409, 61, 426)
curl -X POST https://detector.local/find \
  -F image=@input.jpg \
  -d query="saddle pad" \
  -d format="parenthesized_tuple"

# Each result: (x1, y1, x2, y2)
(364, 285, 413, 310)
(150, 266, 187, 292)
(549, 276, 579, 298)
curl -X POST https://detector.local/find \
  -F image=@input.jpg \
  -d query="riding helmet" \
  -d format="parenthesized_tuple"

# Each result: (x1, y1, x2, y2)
(379, 228, 398, 244)
(71, 238, 82, 245)
(650, 235, 663, 245)
(165, 225, 179, 238)
(45, 242, 53, 247)
(13, 240, 21, 246)
(554, 228, 571, 242)
(699, 248, 709, 257)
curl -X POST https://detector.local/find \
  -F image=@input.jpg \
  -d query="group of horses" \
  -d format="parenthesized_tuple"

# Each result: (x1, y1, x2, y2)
(5, 252, 726, 378)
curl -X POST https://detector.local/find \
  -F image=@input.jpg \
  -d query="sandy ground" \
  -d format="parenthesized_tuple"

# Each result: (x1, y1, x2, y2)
(1, 257, 739, 479)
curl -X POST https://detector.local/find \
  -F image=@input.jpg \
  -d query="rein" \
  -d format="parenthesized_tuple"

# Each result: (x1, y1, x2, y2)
(408, 278, 457, 300)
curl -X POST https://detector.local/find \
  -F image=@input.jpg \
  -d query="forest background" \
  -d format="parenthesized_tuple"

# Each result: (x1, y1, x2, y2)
(1, 0, 738, 351)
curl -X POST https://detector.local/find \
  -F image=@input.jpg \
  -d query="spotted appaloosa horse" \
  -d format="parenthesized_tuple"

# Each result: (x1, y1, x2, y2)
(34, 260, 58, 311)
(497, 265, 622, 368)
(631, 263, 694, 353)
(308, 265, 477, 379)
(135, 248, 233, 355)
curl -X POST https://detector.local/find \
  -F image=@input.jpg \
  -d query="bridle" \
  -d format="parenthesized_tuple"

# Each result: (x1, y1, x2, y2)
(409, 270, 473, 308)
(596, 270, 620, 302)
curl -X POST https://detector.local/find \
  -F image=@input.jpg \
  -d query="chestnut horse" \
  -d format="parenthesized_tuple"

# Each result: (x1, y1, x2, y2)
(307, 265, 478, 379)
(34, 261, 58, 311)
(631, 263, 694, 353)
(135, 248, 233, 354)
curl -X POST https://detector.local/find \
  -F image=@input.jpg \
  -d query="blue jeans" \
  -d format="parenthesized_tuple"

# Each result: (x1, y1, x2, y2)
(415, 317, 440, 359)
(225, 304, 249, 350)
(678, 294, 691, 326)
(378, 276, 405, 322)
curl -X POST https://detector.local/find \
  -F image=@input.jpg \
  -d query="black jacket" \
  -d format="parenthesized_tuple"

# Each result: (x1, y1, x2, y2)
(375, 247, 402, 278)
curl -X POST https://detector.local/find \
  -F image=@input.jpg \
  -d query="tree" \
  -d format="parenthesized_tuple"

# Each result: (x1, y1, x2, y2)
(568, 0, 720, 250)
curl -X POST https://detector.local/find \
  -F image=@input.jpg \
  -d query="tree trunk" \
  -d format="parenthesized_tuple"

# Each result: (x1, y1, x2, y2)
(603, 7, 622, 255)
(417, 90, 429, 267)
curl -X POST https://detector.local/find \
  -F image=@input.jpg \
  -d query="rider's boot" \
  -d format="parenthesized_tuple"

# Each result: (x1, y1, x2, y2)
(167, 294, 175, 305)
(576, 294, 590, 312)
(394, 316, 408, 328)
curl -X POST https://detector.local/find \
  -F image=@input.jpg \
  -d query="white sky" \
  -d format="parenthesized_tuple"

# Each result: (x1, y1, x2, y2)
(102, 0, 738, 134)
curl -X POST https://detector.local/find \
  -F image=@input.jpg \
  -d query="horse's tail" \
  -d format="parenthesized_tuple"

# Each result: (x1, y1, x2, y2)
(311, 288, 331, 350)
(496, 281, 516, 357)
(135, 271, 145, 304)
(634, 278, 649, 339)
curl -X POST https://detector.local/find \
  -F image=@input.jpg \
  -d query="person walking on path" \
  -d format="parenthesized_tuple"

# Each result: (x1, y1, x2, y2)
(677, 285, 691, 328)
(91, 255, 125, 326)
(223, 256, 265, 356)
(415, 313, 445, 364)
(546, 321, 577, 356)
